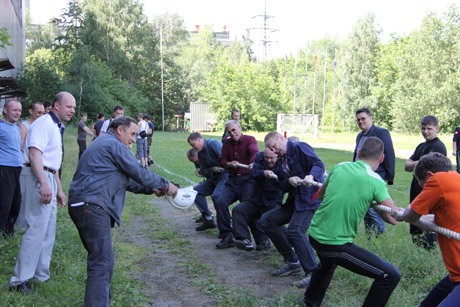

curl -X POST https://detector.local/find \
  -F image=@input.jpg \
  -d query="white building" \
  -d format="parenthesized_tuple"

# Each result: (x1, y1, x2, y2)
(0, 0, 26, 100)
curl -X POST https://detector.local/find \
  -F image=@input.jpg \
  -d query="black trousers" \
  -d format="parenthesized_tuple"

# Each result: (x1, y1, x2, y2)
(0, 166, 22, 235)
(77, 139, 86, 160)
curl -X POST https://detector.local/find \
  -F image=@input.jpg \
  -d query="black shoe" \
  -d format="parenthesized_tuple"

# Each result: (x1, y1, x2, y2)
(255, 239, 271, 251)
(196, 219, 217, 231)
(195, 216, 205, 223)
(9, 281, 34, 295)
(216, 234, 234, 249)
(272, 261, 302, 277)
(234, 239, 255, 251)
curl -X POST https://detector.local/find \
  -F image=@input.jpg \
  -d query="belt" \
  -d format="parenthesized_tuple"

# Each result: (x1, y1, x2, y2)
(24, 163, 57, 174)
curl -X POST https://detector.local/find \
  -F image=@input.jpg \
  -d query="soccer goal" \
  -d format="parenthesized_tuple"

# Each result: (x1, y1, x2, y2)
(276, 114, 319, 139)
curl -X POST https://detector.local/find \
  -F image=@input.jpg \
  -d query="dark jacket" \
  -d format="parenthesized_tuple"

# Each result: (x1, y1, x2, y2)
(353, 124, 395, 185)
(275, 141, 325, 211)
(249, 151, 284, 207)
(198, 139, 229, 183)
(68, 131, 169, 226)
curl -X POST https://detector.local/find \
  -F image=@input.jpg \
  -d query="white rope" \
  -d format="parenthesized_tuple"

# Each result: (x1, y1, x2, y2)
(298, 179, 460, 241)
(235, 162, 251, 169)
(268, 173, 278, 180)
(372, 204, 460, 241)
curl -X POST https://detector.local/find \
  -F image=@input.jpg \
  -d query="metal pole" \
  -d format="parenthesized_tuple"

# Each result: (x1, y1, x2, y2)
(312, 51, 317, 115)
(293, 55, 298, 113)
(303, 48, 308, 114)
(321, 48, 328, 134)
(332, 49, 337, 133)
(160, 24, 165, 131)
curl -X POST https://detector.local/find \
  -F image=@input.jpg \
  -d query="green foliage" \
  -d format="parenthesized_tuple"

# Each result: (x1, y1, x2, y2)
(0, 27, 12, 48)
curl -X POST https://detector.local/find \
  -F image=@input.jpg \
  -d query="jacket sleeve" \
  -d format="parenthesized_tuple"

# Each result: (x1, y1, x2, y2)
(113, 143, 170, 192)
(353, 133, 360, 161)
(251, 152, 266, 179)
(379, 128, 395, 185)
(220, 141, 231, 167)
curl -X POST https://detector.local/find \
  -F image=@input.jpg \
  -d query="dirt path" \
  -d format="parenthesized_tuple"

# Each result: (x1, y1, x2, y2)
(121, 197, 304, 306)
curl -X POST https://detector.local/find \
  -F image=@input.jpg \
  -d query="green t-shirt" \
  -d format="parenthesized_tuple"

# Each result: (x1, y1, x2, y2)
(309, 160, 390, 245)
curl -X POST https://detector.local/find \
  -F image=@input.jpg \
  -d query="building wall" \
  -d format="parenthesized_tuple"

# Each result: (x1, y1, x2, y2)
(0, 0, 26, 78)
(190, 102, 217, 132)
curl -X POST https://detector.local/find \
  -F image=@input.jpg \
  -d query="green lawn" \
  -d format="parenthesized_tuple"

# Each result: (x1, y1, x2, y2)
(0, 129, 448, 306)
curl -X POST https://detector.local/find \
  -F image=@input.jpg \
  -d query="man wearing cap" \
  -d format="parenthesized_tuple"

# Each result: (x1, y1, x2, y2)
(68, 116, 178, 306)
(9, 92, 76, 295)
(215, 120, 259, 249)
(187, 133, 228, 231)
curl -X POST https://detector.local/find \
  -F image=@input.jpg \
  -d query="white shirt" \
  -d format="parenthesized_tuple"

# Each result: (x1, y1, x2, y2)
(100, 119, 111, 133)
(137, 120, 148, 139)
(23, 113, 62, 170)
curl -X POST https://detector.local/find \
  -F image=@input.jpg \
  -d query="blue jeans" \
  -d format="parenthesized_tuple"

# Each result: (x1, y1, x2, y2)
(259, 201, 317, 273)
(69, 203, 114, 307)
(305, 237, 401, 307)
(364, 208, 386, 236)
(421, 275, 460, 307)
(193, 177, 227, 217)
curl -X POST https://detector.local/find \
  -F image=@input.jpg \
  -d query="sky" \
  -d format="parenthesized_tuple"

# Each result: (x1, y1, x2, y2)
(29, 0, 457, 59)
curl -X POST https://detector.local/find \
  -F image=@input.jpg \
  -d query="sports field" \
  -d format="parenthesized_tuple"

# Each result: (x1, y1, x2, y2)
(0, 129, 450, 306)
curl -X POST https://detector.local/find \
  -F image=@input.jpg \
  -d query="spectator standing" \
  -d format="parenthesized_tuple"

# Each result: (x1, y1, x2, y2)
(405, 115, 446, 249)
(145, 115, 154, 166)
(0, 100, 23, 236)
(136, 113, 149, 167)
(353, 108, 395, 236)
(9, 92, 76, 295)
(452, 124, 460, 173)
(221, 109, 240, 142)
(19, 101, 44, 150)
(92, 112, 105, 138)
(99, 106, 124, 135)
(68, 116, 178, 306)
(43, 101, 52, 114)
(77, 113, 95, 160)
(16, 101, 45, 231)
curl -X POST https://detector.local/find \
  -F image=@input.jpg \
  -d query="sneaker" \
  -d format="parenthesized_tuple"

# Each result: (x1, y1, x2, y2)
(9, 281, 34, 295)
(196, 219, 217, 231)
(272, 261, 302, 277)
(255, 239, 271, 251)
(216, 233, 234, 249)
(234, 239, 255, 251)
(293, 273, 312, 288)
(195, 216, 205, 223)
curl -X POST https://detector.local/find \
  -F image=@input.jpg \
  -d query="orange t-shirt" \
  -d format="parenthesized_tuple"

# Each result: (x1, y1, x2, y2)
(411, 171, 460, 282)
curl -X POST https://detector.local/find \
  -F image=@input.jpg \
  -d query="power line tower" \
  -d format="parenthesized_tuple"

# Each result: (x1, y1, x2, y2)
(251, 0, 278, 61)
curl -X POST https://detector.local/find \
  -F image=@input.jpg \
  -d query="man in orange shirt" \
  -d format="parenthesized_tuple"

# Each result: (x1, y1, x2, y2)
(398, 152, 460, 306)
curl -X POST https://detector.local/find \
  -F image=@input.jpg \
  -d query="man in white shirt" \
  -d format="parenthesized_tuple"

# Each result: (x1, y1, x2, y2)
(9, 92, 76, 295)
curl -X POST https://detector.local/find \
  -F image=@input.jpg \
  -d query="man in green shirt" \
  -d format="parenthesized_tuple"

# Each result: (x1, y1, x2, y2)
(304, 137, 401, 307)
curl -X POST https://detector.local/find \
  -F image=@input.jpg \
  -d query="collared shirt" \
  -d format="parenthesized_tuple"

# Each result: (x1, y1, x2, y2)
(0, 119, 22, 167)
(220, 134, 259, 176)
(68, 131, 170, 226)
(198, 139, 228, 182)
(23, 113, 62, 170)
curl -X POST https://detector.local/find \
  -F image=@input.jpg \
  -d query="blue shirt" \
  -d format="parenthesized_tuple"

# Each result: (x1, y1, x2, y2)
(68, 131, 170, 226)
(0, 119, 22, 167)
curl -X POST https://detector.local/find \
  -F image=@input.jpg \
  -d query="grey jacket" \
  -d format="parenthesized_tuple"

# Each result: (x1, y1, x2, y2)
(68, 131, 169, 226)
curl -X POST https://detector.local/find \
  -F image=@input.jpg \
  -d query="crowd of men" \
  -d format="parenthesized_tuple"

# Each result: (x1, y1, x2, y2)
(1, 101, 460, 306)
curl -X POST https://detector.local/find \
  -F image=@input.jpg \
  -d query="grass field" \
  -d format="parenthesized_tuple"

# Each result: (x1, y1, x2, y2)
(0, 128, 449, 306)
